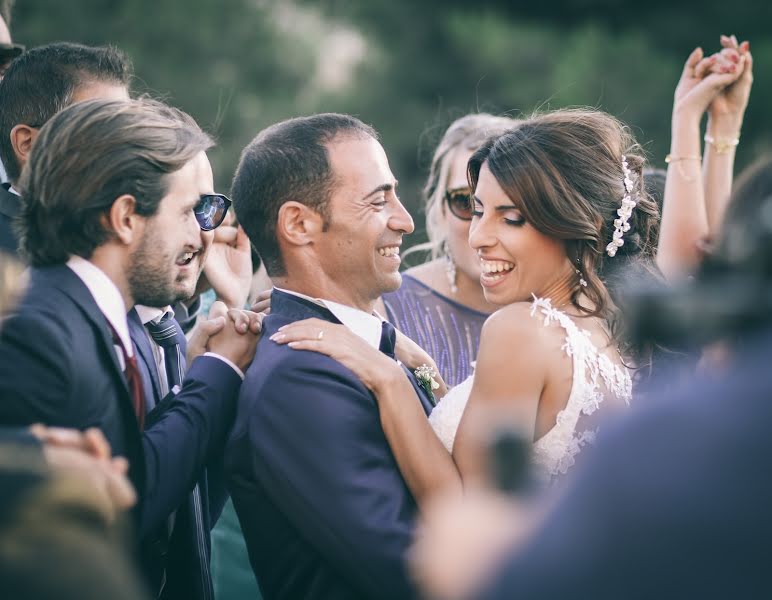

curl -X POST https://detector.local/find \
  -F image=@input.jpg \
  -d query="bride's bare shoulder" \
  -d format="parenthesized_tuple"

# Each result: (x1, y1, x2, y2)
(482, 301, 544, 336)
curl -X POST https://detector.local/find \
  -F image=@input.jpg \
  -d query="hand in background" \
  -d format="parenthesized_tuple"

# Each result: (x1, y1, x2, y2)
(29, 425, 136, 516)
(708, 36, 753, 125)
(250, 288, 272, 315)
(672, 45, 742, 123)
(200, 225, 253, 309)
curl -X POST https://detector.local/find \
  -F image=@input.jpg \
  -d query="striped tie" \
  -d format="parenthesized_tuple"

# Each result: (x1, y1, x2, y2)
(145, 314, 184, 389)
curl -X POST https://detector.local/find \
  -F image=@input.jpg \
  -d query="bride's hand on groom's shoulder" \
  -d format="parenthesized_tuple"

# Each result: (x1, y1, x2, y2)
(270, 318, 404, 394)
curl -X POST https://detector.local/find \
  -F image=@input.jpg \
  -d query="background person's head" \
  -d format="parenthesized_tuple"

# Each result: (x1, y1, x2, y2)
(410, 113, 520, 287)
(0, 42, 131, 185)
(467, 109, 659, 342)
(232, 112, 414, 310)
(19, 98, 216, 308)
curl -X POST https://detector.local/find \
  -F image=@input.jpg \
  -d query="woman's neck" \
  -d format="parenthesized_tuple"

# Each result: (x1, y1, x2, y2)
(539, 272, 584, 313)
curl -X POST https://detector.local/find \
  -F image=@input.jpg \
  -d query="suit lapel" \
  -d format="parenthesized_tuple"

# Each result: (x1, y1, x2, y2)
(273, 290, 434, 415)
(30, 265, 146, 500)
(36, 266, 130, 395)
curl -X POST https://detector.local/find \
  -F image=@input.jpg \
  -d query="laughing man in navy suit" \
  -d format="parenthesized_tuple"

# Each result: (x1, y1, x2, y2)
(226, 114, 434, 600)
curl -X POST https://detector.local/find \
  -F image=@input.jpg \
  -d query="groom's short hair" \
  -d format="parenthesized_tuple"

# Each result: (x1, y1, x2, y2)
(231, 113, 377, 277)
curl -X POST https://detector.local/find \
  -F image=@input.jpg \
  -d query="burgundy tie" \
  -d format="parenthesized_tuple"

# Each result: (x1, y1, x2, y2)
(108, 321, 146, 430)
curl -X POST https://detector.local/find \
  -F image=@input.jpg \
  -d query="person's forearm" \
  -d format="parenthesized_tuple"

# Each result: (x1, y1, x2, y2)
(657, 112, 710, 280)
(375, 374, 462, 506)
(703, 114, 741, 235)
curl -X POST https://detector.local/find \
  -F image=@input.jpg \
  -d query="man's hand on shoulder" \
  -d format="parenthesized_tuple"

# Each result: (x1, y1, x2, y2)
(193, 300, 263, 372)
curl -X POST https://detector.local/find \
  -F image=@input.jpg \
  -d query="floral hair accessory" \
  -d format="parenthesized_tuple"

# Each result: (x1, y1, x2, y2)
(414, 364, 439, 405)
(606, 156, 638, 258)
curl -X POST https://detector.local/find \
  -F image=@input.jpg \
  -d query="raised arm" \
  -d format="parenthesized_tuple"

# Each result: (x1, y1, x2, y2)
(702, 37, 753, 237)
(657, 45, 742, 280)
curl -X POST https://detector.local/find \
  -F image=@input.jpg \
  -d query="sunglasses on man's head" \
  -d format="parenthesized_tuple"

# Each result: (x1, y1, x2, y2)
(194, 194, 231, 231)
(444, 187, 473, 221)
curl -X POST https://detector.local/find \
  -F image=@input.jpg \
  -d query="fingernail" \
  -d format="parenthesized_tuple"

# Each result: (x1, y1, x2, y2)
(277, 325, 286, 332)
(742, 41, 750, 52)
(729, 53, 739, 64)
(270, 333, 285, 342)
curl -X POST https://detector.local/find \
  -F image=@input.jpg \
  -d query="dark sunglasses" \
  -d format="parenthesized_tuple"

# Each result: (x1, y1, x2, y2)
(444, 187, 473, 221)
(194, 194, 232, 231)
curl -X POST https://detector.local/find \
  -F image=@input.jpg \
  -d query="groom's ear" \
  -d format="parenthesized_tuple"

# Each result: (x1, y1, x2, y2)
(277, 201, 324, 248)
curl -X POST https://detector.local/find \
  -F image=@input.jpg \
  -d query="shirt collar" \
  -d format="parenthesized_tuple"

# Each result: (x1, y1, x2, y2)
(66, 255, 133, 356)
(134, 304, 174, 326)
(274, 286, 383, 350)
(8, 185, 20, 196)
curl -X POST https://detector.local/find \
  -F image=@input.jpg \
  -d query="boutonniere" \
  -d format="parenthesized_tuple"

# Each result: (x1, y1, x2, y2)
(414, 364, 439, 405)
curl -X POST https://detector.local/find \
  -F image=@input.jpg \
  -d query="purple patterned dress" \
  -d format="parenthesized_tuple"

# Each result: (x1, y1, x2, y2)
(382, 274, 489, 387)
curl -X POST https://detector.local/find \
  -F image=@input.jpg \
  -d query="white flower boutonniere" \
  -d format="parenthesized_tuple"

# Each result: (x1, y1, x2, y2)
(414, 364, 439, 405)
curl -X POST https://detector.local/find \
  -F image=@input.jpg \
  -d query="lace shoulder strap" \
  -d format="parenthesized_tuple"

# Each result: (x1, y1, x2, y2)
(528, 295, 632, 402)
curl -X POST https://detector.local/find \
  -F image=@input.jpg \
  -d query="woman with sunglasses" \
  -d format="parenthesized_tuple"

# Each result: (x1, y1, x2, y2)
(380, 114, 519, 386)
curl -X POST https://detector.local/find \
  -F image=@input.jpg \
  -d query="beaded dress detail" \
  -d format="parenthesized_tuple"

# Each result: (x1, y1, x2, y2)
(428, 296, 633, 479)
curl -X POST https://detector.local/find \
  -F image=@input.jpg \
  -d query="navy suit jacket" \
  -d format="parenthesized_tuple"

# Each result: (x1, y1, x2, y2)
(477, 331, 772, 600)
(0, 265, 242, 596)
(0, 183, 18, 257)
(128, 309, 229, 600)
(226, 290, 434, 600)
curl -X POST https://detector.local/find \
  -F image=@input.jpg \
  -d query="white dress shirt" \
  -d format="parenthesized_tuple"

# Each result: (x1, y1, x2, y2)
(67, 255, 133, 365)
(273, 286, 384, 349)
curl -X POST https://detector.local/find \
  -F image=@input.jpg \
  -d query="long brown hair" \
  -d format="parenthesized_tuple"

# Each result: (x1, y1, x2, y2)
(467, 108, 660, 363)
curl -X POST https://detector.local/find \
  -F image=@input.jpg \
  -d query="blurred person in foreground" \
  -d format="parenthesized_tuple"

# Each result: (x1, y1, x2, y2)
(411, 155, 772, 600)
(379, 114, 519, 386)
(0, 97, 260, 598)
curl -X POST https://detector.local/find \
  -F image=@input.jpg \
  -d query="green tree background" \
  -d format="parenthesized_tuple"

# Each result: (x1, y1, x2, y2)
(9, 0, 771, 247)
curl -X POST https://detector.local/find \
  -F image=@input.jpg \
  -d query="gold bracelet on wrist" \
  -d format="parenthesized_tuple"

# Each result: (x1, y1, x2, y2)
(665, 154, 701, 183)
(665, 154, 701, 163)
(704, 134, 739, 155)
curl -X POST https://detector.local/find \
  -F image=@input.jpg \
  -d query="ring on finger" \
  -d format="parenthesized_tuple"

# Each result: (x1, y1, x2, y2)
(317, 330, 324, 341)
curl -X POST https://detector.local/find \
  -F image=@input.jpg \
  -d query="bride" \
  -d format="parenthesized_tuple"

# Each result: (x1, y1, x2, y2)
(272, 108, 659, 501)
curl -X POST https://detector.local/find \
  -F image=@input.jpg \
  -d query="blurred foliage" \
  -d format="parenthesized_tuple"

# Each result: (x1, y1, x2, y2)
(9, 0, 770, 246)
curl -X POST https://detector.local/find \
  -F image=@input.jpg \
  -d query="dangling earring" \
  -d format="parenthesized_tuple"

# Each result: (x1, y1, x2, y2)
(575, 256, 588, 288)
(443, 241, 458, 294)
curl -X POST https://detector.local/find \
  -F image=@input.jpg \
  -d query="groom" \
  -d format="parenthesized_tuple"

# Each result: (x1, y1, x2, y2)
(226, 113, 434, 600)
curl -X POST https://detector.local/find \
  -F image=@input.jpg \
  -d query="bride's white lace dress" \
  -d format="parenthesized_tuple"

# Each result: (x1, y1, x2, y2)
(428, 297, 633, 479)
